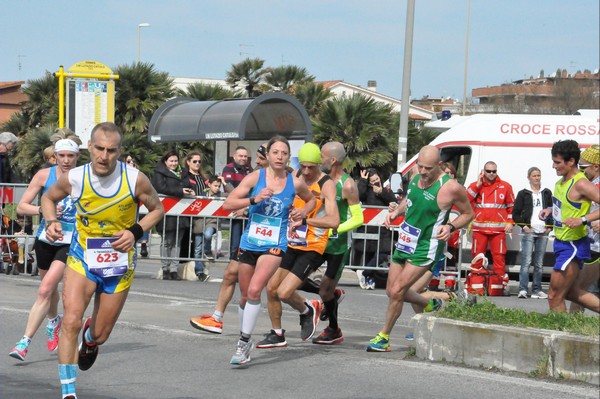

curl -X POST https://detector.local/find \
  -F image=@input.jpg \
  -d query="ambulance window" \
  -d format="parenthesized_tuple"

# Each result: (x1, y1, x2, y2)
(440, 147, 471, 186)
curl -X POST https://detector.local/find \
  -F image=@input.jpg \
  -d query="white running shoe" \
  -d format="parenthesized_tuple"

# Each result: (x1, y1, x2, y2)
(356, 270, 367, 289)
(517, 290, 528, 299)
(531, 291, 548, 299)
(230, 339, 253, 365)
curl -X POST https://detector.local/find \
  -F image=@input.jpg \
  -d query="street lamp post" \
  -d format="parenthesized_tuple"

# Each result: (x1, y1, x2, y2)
(137, 23, 151, 63)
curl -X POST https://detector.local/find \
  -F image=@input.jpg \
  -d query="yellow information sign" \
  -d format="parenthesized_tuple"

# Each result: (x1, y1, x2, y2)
(55, 60, 119, 146)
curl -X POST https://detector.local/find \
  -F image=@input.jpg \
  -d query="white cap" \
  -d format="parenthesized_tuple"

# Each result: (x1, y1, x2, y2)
(54, 139, 80, 153)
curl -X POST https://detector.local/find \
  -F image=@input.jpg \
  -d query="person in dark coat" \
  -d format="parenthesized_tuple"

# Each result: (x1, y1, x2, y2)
(355, 168, 398, 289)
(152, 150, 193, 280)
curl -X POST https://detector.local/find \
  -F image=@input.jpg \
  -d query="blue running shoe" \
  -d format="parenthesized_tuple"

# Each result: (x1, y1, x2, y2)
(405, 333, 414, 341)
(367, 333, 391, 352)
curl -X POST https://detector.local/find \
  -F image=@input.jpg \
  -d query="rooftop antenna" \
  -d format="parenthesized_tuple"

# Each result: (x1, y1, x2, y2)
(239, 44, 254, 57)
(18, 54, 27, 79)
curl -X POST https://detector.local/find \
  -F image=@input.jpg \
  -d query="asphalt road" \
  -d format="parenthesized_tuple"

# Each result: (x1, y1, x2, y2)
(1, 260, 598, 399)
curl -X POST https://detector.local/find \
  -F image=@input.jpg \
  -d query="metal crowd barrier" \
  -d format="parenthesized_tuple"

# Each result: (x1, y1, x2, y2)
(140, 198, 466, 288)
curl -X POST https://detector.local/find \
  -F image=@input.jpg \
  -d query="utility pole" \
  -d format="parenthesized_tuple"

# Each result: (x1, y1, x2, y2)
(397, 0, 415, 171)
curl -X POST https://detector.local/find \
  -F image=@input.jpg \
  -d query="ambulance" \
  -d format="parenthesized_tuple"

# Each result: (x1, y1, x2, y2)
(394, 111, 600, 274)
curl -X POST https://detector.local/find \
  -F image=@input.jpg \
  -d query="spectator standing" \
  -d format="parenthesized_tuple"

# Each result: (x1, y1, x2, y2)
(152, 150, 194, 281)
(0, 131, 20, 184)
(355, 168, 397, 289)
(191, 174, 226, 281)
(222, 145, 253, 260)
(513, 167, 553, 299)
(466, 161, 515, 295)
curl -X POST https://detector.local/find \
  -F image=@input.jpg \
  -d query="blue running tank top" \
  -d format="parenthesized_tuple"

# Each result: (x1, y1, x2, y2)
(36, 166, 77, 245)
(240, 168, 296, 252)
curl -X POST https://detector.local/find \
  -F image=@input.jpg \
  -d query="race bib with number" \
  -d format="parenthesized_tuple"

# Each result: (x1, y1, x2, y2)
(395, 221, 421, 254)
(552, 197, 563, 228)
(86, 237, 129, 278)
(248, 214, 281, 247)
(39, 221, 75, 245)
(287, 223, 308, 247)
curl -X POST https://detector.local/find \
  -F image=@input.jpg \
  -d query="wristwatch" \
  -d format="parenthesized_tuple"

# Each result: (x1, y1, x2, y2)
(581, 216, 588, 225)
(249, 196, 256, 205)
(447, 223, 457, 233)
(301, 217, 307, 226)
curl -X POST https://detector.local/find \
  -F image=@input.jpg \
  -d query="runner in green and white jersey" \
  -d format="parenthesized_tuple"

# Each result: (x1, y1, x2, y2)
(367, 145, 473, 352)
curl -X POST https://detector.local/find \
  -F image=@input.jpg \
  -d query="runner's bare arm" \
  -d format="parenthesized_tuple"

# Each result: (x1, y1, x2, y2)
(294, 175, 317, 217)
(307, 179, 339, 229)
(447, 180, 474, 230)
(112, 173, 164, 252)
(223, 171, 260, 211)
(17, 168, 49, 216)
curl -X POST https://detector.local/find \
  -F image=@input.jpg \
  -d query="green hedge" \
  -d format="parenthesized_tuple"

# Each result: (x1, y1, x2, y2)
(436, 299, 599, 337)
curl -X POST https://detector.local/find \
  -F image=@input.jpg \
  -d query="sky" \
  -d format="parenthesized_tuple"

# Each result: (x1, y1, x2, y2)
(1, 1, 599, 101)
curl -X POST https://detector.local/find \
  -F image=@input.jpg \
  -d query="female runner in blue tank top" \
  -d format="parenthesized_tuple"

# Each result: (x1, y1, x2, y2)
(223, 135, 316, 365)
(9, 138, 80, 361)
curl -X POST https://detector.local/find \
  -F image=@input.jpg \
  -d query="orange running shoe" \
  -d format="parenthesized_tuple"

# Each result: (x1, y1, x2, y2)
(190, 314, 223, 334)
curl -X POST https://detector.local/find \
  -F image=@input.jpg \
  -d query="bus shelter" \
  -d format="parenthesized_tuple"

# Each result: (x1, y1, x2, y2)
(148, 92, 312, 143)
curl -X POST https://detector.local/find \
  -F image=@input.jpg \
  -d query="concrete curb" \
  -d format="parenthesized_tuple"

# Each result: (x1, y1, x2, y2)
(413, 314, 600, 385)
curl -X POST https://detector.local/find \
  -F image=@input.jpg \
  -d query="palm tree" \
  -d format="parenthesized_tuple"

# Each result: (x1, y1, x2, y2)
(113, 62, 176, 136)
(183, 83, 242, 101)
(0, 112, 28, 137)
(294, 83, 333, 118)
(11, 124, 55, 181)
(312, 93, 398, 176)
(264, 65, 314, 93)
(226, 58, 268, 97)
(20, 73, 58, 131)
(109, 62, 175, 173)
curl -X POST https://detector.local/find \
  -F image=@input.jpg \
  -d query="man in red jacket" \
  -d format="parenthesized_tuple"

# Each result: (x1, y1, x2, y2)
(467, 161, 515, 294)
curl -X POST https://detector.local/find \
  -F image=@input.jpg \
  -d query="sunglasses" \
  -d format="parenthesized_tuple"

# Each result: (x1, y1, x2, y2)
(126, 159, 135, 164)
(579, 164, 591, 171)
(485, 169, 497, 174)
(191, 160, 202, 164)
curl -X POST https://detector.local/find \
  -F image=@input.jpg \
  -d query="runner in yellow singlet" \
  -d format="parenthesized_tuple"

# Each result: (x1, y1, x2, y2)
(42, 122, 164, 399)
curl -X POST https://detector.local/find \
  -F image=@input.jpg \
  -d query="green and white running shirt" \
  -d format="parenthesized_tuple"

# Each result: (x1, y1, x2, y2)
(395, 173, 451, 265)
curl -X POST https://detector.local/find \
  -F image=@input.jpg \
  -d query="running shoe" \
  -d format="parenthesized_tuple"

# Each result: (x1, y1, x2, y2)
(518, 290, 528, 299)
(367, 333, 391, 352)
(256, 330, 287, 348)
(423, 298, 443, 313)
(299, 300, 322, 341)
(320, 288, 346, 322)
(205, 251, 215, 260)
(230, 339, 253, 365)
(366, 277, 376, 290)
(78, 317, 98, 371)
(531, 291, 548, 299)
(9, 339, 29, 361)
(140, 242, 149, 258)
(47, 314, 63, 352)
(196, 273, 210, 282)
(190, 314, 223, 334)
(312, 327, 344, 345)
(405, 333, 414, 341)
(356, 270, 367, 289)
